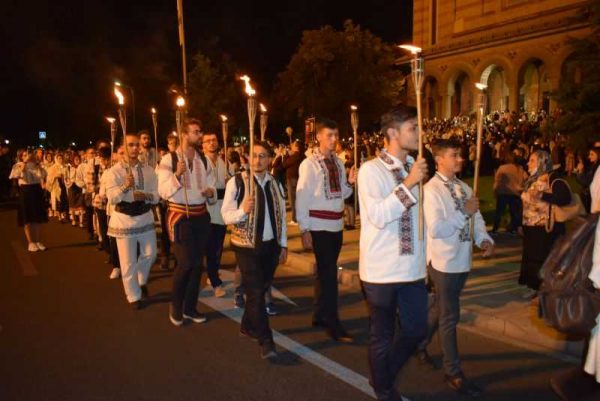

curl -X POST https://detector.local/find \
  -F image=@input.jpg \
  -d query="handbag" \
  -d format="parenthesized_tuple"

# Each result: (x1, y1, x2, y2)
(546, 178, 587, 233)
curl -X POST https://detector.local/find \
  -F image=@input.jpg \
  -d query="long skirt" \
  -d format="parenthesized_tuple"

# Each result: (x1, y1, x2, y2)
(55, 179, 69, 213)
(519, 224, 565, 290)
(68, 185, 85, 210)
(17, 184, 48, 227)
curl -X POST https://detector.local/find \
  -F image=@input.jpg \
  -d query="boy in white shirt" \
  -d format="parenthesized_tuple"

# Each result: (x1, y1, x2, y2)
(418, 138, 493, 397)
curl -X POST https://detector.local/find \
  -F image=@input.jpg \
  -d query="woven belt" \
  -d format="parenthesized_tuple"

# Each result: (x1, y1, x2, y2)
(309, 210, 344, 220)
(166, 202, 208, 242)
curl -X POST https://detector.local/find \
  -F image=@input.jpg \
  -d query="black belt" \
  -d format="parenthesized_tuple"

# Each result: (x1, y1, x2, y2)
(115, 201, 152, 216)
(217, 188, 226, 200)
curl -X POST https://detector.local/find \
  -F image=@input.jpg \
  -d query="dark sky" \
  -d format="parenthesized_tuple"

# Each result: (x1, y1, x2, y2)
(1, 0, 412, 147)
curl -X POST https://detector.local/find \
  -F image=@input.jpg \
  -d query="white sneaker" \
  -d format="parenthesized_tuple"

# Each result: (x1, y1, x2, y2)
(109, 268, 121, 279)
(36, 242, 47, 251)
(27, 243, 39, 252)
(214, 285, 227, 298)
(288, 220, 298, 226)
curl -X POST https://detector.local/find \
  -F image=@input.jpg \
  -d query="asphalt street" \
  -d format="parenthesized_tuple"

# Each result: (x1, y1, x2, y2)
(0, 205, 580, 401)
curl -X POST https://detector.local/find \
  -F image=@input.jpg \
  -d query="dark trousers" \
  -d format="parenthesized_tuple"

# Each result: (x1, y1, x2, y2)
(492, 194, 522, 232)
(85, 205, 94, 237)
(311, 230, 343, 327)
(236, 240, 280, 345)
(95, 208, 109, 253)
(363, 280, 428, 401)
(158, 201, 170, 258)
(418, 265, 469, 376)
(206, 223, 227, 288)
(171, 213, 210, 315)
(286, 177, 298, 222)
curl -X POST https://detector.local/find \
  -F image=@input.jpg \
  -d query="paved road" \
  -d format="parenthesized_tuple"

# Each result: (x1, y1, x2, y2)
(0, 205, 580, 401)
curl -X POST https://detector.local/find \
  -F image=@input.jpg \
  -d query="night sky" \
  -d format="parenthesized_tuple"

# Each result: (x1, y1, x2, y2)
(1, 0, 412, 148)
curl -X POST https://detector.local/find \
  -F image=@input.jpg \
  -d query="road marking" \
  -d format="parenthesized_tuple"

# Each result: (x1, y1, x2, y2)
(198, 279, 375, 399)
(217, 270, 298, 307)
(10, 241, 38, 277)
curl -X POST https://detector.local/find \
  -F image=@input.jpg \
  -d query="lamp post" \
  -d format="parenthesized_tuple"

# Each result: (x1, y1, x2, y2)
(260, 103, 268, 142)
(220, 114, 229, 176)
(399, 44, 425, 240)
(240, 75, 257, 196)
(350, 105, 359, 213)
(175, 96, 189, 217)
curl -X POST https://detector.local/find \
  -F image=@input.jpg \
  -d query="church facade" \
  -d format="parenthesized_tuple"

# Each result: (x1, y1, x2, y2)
(408, 0, 593, 118)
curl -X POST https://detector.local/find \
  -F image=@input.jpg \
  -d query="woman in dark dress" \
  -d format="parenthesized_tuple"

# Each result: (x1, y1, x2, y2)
(66, 153, 85, 227)
(9, 150, 48, 252)
(519, 150, 571, 299)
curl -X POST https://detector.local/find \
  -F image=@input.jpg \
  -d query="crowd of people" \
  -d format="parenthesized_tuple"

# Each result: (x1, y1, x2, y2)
(2, 105, 600, 401)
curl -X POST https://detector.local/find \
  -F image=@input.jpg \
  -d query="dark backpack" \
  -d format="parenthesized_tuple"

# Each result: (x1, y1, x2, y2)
(170, 150, 208, 173)
(539, 213, 600, 336)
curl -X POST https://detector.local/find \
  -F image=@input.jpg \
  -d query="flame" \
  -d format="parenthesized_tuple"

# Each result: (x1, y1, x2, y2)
(350, 105, 358, 111)
(475, 83, 488, 90)
(114, 87, 125, 105)
(151, 107, 157, 114)
(398, 44, 422, 55)
(239, 75, 256, 96)
(260, 103, 267, 113)
(176, 96, 185, 107)
(105, 117, 116, 123)
(220, 114, 228, 122)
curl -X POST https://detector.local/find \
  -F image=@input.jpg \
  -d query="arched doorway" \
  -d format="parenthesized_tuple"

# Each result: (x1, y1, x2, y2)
(480, 64, 509, 113)
(448, 72, 472, 116)
(519, 59, 552, 113)
(560, 52, 582, 86)
(424, 77, 439, 119)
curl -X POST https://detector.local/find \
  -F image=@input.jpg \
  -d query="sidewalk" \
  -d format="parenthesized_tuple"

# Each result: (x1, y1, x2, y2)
(282, 220, 584, 360)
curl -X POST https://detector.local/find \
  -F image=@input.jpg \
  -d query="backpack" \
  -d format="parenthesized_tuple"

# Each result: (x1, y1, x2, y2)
(538, 213, 600, 336)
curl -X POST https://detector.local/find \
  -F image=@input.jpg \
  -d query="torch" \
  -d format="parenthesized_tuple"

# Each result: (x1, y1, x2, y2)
(285, 127, 293, 145)
(350, 105, 359, 212)
(176, 96, 189, 217)
(106, 117, 116, 166)
(151, 107, 158, 164)
(260, 103, 268, 142)
(471, 83, 487, 239)
(399, 44, 425, 240)
(220, 114, 229, 176)
(114, 86, 130, 172)
(240, 75, 257, 195)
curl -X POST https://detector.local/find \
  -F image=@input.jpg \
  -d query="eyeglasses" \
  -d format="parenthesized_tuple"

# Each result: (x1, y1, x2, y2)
(203, 138, 218, 143)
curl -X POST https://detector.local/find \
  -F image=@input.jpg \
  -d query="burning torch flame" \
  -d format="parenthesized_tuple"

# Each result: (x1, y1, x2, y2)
(220, 114, 228, 122)
(475, 83, 488, 91)
(260, 103, 267, 113)
(399, 44, 422, 55)
(114, 87, 125, 105)
(176, 96, 185, 108)
(240, 75, 256, 97)
(350, 105, 358, 111)
(106, 117, 116, 124)
(151, 107, 157, 114)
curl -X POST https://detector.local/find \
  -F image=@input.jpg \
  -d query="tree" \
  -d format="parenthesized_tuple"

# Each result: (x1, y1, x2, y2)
(274, 21, 403, 135)
(553, 0, 600, 148)
(187, 51, 245, 134)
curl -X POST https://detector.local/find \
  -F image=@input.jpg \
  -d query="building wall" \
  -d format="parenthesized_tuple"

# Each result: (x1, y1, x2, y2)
(409, 0, 592, 118)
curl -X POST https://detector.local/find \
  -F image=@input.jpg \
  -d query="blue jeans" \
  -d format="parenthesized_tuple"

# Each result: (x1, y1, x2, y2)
(363, 280, 428, 401)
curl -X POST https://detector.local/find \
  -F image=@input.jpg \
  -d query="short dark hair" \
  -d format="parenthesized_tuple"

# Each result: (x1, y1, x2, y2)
(138, 129, 150, 137)
(380, 105, 417, 139)
(98, 146, 112, 160)
(315, 117, 338, 133)
(432, 139, 461, 157)
(183, 118, 202, 133)
(254, 140, 274, 157)
(120, 132, 140, 147)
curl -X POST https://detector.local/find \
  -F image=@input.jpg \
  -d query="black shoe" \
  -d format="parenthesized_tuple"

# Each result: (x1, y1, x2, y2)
(416, 349, 440, 370)
(234, 294, 245, 309)
(160, 256, 170, 271)
(265, 302, 279, 316)
(169, 305, 183, 327)
(140, 285, 149, 299)
(260, 341, 277, 359)
(327, 323, 354, 343)
(312, 317, 326, 328)
(445, 373, 483, 397)
(183, 310, 207, 324)
(131, 300, 143, 310)
(239, 328, 258, 342)
(88, 233, 95, 241)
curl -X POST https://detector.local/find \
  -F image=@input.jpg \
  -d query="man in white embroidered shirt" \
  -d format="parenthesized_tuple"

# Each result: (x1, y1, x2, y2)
(358, 105, 428, 401)
(418, 139, 494, 398)
(296, 117, 356, 343)
(105, 133, 159, 309)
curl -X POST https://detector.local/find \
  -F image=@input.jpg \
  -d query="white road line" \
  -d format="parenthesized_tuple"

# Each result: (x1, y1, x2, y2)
(218, 270, 298, 307)
(198, 283, 375, 399)
(10, 241, 38, 277)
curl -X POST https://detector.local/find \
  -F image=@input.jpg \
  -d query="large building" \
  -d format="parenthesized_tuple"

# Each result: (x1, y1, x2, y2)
(409, 0, 593, 118)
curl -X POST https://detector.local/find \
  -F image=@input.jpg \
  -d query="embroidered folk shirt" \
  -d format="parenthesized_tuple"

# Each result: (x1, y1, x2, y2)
(157, 150, 216, 205)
